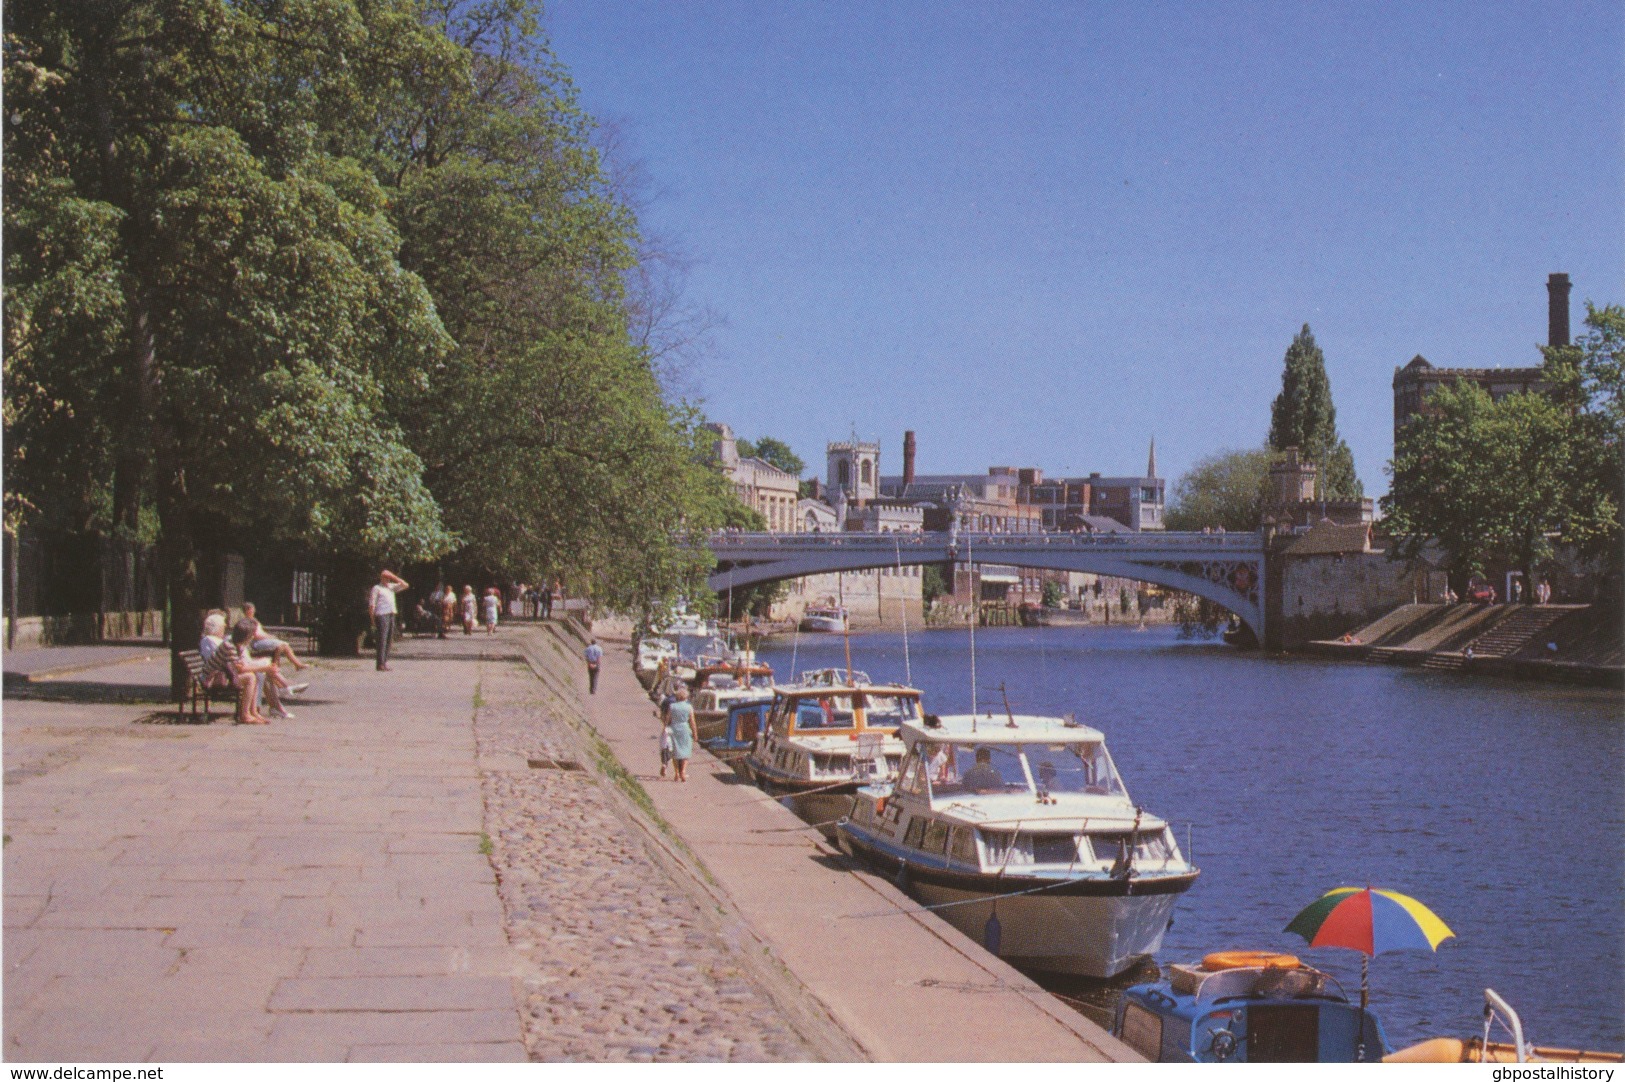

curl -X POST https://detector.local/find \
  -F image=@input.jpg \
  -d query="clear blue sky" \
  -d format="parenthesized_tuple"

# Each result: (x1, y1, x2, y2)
(548, 1, 1623, 494)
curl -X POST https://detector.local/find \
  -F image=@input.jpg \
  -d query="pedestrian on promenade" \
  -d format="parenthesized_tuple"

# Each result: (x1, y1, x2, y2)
(584, 638, 603, 694)
(482, 587, 501, 634)
(666, 685, 695, 782)
(460, 585, 477, 634)
(438, 585, 456, 639)
(370, 569, 409, 671)
(540, 582, 554, 620)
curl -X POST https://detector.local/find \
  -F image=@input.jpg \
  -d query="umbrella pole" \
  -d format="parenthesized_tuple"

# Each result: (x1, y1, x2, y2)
(1360, 953, 1369, 1011)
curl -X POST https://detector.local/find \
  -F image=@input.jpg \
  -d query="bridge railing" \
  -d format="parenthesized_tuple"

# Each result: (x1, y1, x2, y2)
(707, 530, 1262, 553)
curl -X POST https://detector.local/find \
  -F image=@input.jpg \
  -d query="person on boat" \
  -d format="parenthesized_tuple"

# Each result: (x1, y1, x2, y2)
(666, 686, 695, 782)
(961, 747, 1006, 792)
(928, 743, 956, 785)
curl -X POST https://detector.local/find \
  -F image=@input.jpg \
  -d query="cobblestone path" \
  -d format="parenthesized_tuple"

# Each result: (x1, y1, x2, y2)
(473, 661, 821, 1062)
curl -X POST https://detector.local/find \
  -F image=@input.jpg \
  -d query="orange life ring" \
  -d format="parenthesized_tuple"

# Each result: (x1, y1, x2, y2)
(1202, 950, 1301, 972)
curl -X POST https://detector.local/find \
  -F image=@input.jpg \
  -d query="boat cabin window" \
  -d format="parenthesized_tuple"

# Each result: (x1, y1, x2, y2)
(932, 743, 1030, 796)
(949, 827, 978, 865)
(793, 696, 856, 731)
(896, 753, 929, 798)
(1088, 829, 1173, 865)
(707, 674, 739, 689)
(733, 707, 764, 744)
(903, 817, 927, 849)
(921, 819, 950, 856)
(748, 674, 773, 689)
(859, 694, 918, 728)
(1029, 742, 1126, 797)
(980, 830, 1083, 867)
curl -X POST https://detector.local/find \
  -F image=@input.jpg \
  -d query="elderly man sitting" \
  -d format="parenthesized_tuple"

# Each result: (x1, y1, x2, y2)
(200, 615, 287, 724)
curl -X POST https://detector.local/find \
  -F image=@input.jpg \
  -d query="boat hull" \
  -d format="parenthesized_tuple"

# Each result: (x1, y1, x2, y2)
(839, 826, 1191, 978)
(798, 616, 846, 633)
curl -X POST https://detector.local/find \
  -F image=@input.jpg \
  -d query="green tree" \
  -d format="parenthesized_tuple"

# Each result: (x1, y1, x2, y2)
(1164, 448, 1279, 532)
(5, 1, 459, 686)
(735, 436, 805, 477)
(1382, 383, 1581, 590)
(1268, 325, 1362, 498)
(1540, 304, 1624, 571)
(374, 0, 729, 619)
(920, 564, 948, 606)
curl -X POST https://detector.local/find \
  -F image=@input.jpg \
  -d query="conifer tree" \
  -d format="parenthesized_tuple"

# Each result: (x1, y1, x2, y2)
(1267, 325, 1362, 498)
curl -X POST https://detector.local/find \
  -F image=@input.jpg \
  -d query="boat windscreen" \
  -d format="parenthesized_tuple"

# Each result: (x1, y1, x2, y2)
(860, 695, 918, 728)
(794, 696, 856, 731)
(1030, 742, 1126, 797)
(929, 743, 1030, 795)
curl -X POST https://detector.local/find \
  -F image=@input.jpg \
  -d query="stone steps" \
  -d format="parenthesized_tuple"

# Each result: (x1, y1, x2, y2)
(1464, 607, 1572, 659)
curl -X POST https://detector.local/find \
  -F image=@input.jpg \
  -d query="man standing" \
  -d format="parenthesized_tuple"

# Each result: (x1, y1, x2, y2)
(584, 638, 603, 694)
(370, 569, 409, 671)
(540, 582, 554, 620)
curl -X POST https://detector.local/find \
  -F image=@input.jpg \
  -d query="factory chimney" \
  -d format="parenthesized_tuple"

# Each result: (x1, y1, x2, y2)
(1548, 273, 1572, 347)
(902, 430, 917, 489)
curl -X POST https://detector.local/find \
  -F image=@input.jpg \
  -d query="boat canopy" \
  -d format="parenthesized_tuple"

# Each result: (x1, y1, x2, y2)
(900, 714, 1106, 745)
(902, 737, 1127, 799)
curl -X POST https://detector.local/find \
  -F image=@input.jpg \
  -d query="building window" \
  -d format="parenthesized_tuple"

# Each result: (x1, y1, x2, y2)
(860, 460, 872, 485)
(838, 461, 850, 485)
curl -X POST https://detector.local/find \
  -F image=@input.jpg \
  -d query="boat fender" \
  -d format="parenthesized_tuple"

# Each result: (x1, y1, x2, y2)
(875, 796, 887, 815)
(1201, 951, 1301, 972)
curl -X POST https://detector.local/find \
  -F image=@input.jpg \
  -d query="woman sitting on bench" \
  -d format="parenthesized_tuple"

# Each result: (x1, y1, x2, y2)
(202, 617, 287, 724)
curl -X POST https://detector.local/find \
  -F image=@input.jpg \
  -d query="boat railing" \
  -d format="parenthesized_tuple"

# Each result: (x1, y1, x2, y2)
(1480, 989, 1529, 1063)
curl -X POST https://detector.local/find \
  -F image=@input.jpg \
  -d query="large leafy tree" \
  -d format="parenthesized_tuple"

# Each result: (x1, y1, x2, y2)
(5, 1, 463, 685)
(735, 436, 805, 477)
(1164, 447, 1280, 532)
(1267, 325, 1362, 499)
(370, 0, 733, 617)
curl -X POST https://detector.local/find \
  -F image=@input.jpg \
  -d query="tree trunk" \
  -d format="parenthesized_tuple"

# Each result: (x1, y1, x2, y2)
(318, 555, 371, 657)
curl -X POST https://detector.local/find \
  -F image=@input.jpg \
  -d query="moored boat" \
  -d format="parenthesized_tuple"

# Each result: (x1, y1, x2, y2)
(799, 604, 848, 633)
(836, 711, 1198, 979)
(700, 697, 775, 766)
(691, 675, 774, 743)
(742, 681, 918, 829)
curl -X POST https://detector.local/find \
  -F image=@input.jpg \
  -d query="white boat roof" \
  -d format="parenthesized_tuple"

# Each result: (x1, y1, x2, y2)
(770, 683, 920, 696)
(901, 714, 1105, 744)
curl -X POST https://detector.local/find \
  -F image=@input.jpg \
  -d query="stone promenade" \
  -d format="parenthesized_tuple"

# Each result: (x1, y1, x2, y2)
(2, 626, 834, 1062)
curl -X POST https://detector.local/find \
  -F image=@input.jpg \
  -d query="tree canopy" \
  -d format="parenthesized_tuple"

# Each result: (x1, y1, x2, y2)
(4, 0, 738, 675)
(1381, 305, 1622, 589)
(1267, 325, 1361, 499)
(1164, 447, 1280, 532)
(735, 436, 805, 477)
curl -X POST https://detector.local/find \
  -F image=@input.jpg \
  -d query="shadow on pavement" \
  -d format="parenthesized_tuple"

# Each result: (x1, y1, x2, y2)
(3, 682, 171, 705)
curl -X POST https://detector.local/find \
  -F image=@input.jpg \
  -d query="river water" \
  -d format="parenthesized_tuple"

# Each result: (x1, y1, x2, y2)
(753, 624, 1624, 1053)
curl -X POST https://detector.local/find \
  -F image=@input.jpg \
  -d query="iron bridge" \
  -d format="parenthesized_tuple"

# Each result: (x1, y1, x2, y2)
(708, 530, 1267, 642)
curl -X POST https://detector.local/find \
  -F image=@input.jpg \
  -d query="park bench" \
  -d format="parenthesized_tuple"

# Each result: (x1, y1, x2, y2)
(177, 649, 240, 721)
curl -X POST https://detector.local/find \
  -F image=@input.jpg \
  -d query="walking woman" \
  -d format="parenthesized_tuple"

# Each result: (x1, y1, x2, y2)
(482, 587, 500, 634)
(460, 585, 477, 635)
(666, 685, 695, 782)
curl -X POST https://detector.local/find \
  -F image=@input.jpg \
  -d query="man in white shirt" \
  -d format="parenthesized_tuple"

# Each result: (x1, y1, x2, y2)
(370, 569, 409, 671)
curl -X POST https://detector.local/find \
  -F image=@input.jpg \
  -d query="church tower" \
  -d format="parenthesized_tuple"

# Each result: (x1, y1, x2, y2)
(826, 435, 880, 508)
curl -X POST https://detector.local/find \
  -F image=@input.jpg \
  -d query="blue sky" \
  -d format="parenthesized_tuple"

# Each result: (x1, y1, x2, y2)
(548, 1, 1623, 494)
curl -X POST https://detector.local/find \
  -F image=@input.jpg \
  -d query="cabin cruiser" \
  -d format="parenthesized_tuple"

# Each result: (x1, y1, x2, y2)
(837, 712, 1198, 979)
(700, 698, 774, 765)
(743, 682, 918, 828)
(795, 666, 871, 687)
(691, 674, 773, 743)
(690, 653, 773, 694)
(1114, 952, 1388, 1062)
(634, 635, 676, 686)
(1116, 958, 1624, 1065)
(799, 604, 847, 633)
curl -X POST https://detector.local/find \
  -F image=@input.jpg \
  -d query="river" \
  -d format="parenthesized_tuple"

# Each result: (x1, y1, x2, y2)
(753, 624, 1624, 1053)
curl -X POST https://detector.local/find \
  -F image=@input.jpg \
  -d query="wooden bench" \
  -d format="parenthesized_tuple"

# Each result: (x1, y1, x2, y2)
(178, 649, 240, 721)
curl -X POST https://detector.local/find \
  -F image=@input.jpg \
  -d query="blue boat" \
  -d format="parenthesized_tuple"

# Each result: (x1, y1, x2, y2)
(699, 697, 774, 765)
(1113, 952, 1390, 1062)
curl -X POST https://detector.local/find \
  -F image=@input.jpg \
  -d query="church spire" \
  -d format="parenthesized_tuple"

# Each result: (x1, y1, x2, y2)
(1147, 436, 1158, 479)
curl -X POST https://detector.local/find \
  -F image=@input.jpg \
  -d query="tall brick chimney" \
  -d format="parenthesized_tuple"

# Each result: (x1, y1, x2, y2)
(1548, 273, 1572, 347)
(902, 430, 917, 488)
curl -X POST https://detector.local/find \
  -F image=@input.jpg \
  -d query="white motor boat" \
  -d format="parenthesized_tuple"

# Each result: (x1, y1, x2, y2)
(634, 636, 676, 684)
(799, 604, 848, 633)
(837, 711, 1199, 978)
(743, 681, 917, 829)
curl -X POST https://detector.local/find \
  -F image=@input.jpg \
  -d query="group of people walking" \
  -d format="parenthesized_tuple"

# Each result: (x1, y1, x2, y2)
(421, 583, 503, 639)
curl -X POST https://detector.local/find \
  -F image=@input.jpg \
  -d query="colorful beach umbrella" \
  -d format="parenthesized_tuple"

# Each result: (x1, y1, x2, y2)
(1285, 887, 1454, 1008)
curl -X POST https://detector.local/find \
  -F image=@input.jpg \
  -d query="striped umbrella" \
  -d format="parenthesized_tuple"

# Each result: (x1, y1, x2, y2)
(1285, 886, 1455, 1008)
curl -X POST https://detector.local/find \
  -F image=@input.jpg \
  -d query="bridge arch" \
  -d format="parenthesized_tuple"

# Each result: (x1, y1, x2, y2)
(707, 532, 1265, 642)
